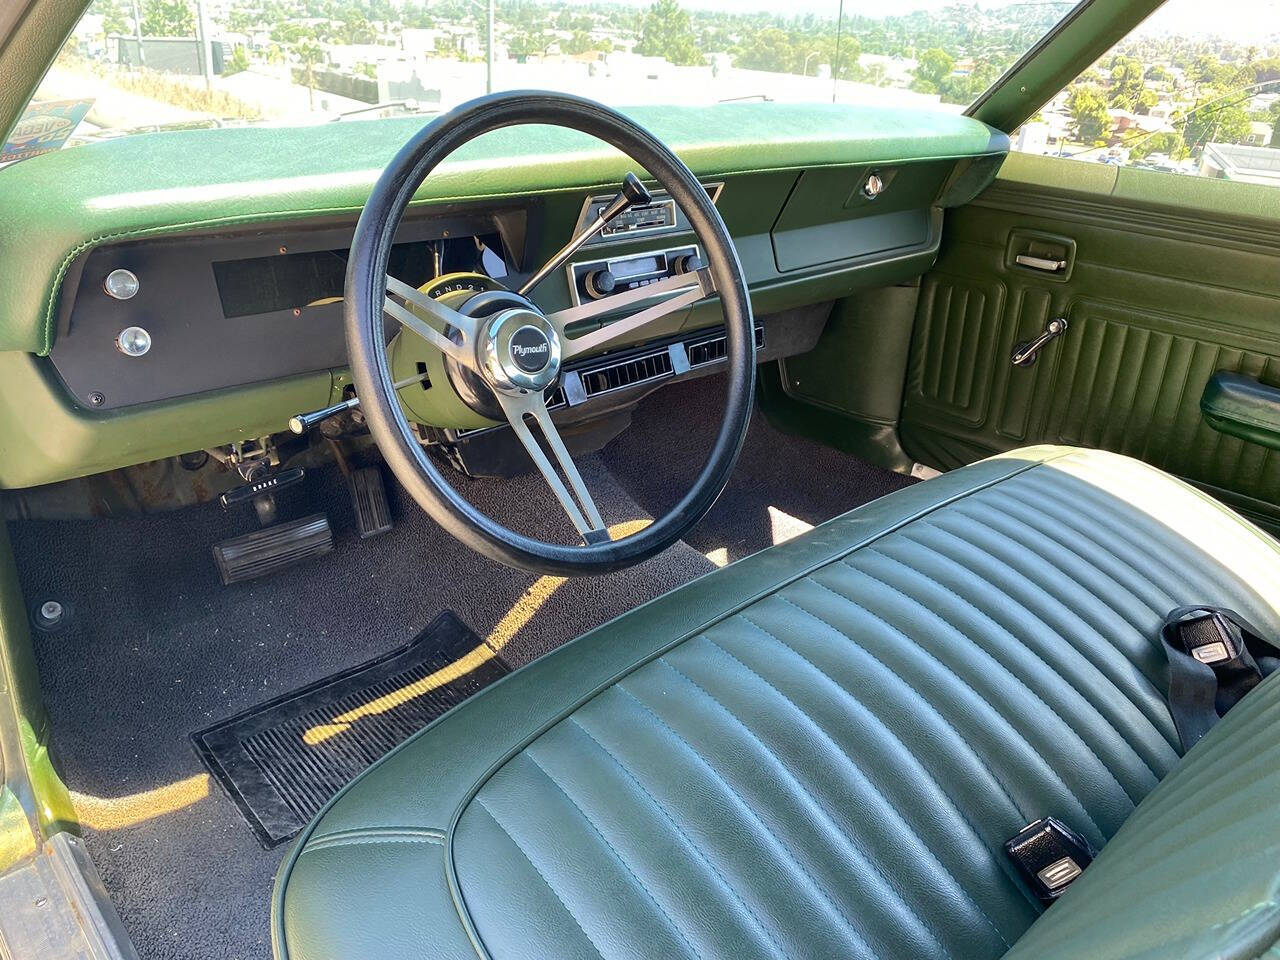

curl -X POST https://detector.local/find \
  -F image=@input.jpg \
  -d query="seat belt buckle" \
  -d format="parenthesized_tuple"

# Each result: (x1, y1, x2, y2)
(1176, 611, 1245, 666)
(1005, 817, 1095, 904)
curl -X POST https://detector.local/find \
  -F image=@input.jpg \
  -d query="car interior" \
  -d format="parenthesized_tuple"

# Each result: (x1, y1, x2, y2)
(1, 0, 1279, 957)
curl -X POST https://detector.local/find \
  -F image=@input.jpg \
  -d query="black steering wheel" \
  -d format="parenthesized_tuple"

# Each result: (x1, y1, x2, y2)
(346, 91, 755, 575)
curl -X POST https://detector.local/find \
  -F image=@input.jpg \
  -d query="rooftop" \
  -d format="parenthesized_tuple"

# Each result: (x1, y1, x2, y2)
(1201, 141, 1280, 185)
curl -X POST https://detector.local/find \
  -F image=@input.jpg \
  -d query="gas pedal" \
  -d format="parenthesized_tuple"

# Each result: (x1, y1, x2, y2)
(348, 466, 393, 539)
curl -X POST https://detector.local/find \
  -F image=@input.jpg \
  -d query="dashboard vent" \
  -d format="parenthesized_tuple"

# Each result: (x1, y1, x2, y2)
(446, 325, 761, 443)
(688, 326, 765, 367)
(580, 351, 673, 398)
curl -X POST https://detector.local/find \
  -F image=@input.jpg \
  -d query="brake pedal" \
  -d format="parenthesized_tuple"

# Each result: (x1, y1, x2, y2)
(348, 466, 393, 539)
(212, 514, 333, 585)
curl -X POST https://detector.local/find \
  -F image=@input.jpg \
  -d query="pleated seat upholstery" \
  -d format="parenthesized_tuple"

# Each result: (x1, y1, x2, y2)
(273, 446, 1280, 960)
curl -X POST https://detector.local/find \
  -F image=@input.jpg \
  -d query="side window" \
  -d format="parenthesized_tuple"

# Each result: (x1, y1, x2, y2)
(1009, 0, 1280, 186)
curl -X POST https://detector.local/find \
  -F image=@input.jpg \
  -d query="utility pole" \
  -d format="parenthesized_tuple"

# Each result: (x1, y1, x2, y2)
(486, 0, 494, 94)
(196, 0, 215, 90)
(130, 0, 145, 66)
(832, 0, 844, 103)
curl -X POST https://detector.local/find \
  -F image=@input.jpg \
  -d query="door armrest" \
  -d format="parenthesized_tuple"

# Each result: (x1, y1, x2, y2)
(1201, 372, 1280, 450)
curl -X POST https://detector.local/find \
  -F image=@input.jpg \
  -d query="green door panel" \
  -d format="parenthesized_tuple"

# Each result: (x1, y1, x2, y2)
(901, 153, 1280, 530)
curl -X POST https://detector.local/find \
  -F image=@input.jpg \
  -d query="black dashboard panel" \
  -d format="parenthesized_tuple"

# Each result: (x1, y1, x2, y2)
(46, 160, 957, 416)
(49, 211, 520, 410)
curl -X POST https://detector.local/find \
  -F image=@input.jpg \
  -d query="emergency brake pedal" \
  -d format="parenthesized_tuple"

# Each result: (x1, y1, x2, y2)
(348, 466, 393, 539)
(212, 514, 334, 585)
(220, 467, 306, 525)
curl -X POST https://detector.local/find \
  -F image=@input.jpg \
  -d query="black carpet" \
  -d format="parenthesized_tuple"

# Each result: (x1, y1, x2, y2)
(12, 376, 913, 960)
(12, 454, 710, 960)
(604, 375, 915, 564)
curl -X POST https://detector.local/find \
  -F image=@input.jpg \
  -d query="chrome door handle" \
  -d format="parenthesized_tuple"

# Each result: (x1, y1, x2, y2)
(1015, 254, 1067, 272)
(1012, 317, 1068, 367)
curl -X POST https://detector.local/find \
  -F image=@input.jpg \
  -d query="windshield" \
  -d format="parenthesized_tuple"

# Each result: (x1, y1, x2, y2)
(6, 0, 1078, 163)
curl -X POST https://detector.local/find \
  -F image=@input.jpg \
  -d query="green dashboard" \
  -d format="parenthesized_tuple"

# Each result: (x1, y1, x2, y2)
(0, 102, 1007, 489)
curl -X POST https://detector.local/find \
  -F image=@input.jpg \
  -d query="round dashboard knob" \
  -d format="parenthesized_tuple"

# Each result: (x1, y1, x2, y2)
(115, 325, 152, 357)
(104, 268, 140, 300)
(671, 253, 703, 275)
(584, 268, 617, 300)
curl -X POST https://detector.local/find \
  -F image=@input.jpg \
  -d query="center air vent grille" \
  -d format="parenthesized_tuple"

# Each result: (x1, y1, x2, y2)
(580, 351, 674, 397)
(447, 326, 762, 441)
(575, 325, 764, 401)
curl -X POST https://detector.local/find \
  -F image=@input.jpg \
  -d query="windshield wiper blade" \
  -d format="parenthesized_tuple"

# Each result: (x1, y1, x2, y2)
(329, 99, 426, 121)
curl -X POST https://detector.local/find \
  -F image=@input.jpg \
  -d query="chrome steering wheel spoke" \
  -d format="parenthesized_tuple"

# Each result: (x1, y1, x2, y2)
(546, 267, 715, 360)
(495, 390, 609, 544)
(384, 275, 479, 369)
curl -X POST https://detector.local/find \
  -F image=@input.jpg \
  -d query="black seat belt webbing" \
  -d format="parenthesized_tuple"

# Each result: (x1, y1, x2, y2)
(1161, 606, 1279, 752)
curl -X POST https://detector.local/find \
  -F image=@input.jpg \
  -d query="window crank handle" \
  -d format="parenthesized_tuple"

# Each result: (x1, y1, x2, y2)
(1012, 317, 1068, 367)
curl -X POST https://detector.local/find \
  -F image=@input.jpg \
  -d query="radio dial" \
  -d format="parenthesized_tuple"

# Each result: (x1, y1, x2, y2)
(584, 268, 617, 300)
(671, 253, 703, 275)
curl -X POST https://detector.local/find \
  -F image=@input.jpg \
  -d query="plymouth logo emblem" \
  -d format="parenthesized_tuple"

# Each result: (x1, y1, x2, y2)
(510, 326, 552, 373)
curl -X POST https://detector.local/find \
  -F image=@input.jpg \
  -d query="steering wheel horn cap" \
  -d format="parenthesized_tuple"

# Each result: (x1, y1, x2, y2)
(510, 325, 553, 373)
(481, 308, 561, 392)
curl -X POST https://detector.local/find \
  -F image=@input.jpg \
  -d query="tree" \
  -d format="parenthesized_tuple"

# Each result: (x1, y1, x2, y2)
(508, 30, 553, 58)
(91, 0, 130, 36)
(831, 34, 861, 82)
(938, 59, 999, 105)
(564, 30, 604, 56)
(1190, 53, 1231, 90)
(336, 14, 376, 45)
(296, 38, 324, 110)
(1067, 84, 1112, 144)
(1129, 131, 1187, 161)
(224, 45, 250, 75)
(1182, 97, 1253, 151)
(910, 47, 953, 94)
(732, 27, 791, 72)
(634, 0, 702, 67)
(1108, 55, 1145, 110)
(141, 0, 195, 37)
(1255, 58, 1280, 84)
(1270, 102, 1280, 148)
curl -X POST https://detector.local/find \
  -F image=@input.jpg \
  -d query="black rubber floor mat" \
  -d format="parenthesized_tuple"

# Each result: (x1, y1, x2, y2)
(192, 611, 510, 847)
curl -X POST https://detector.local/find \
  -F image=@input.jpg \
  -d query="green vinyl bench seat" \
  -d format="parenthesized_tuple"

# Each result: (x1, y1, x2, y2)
(273, 446, 1280, 960)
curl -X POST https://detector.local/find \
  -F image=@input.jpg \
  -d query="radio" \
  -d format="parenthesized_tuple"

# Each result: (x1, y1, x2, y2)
(574, 182, 722, 246)
(568, 244, 704, 306)
(584, 195, 676, 237)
